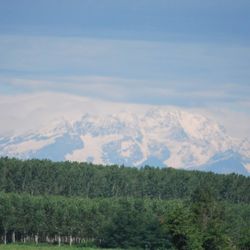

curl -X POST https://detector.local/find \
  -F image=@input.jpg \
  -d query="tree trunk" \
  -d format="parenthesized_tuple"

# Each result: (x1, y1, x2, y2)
(4, 230, 7, 245)
(69, 235, 73, 246)
(35, 234, 39, 244)
(22, 231, 26, 243)
(12, 231, 15, 243)
(58, 234, 61, 247)
(46, 235, 50, 243)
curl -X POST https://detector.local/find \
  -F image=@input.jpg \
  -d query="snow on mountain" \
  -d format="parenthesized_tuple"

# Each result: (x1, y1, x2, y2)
(0, 107, 249, 175)
(237, 138, 250, 158)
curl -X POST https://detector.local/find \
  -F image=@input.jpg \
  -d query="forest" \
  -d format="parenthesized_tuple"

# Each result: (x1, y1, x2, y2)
(0, 157, 250, 249)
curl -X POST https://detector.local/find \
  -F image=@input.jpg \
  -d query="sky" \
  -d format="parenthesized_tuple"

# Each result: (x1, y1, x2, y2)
(0, 0, 250, 139)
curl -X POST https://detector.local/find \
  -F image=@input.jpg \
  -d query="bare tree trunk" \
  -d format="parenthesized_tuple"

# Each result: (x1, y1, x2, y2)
(35, 234, 39, 244)
(12, 231, 15, 243)
(4, 230, 7, 245)
(46, 235, 49, 243)
(58, 234, 61, 247)
(69, 235, 73, 246)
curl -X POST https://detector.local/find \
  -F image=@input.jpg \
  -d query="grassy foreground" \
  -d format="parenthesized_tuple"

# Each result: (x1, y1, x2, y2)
(0, 244, 119, 250)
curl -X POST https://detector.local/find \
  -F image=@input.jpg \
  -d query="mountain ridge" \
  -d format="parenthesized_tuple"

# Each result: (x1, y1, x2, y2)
(0, 107, 249, 175)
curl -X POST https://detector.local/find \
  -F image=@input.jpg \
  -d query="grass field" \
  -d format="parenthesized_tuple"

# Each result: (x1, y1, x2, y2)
(0, 244, 120, 250)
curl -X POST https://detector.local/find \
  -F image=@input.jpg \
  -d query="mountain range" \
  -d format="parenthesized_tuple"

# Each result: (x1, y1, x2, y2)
(0, 107, 249, 175)
(0, 107, 250, 175)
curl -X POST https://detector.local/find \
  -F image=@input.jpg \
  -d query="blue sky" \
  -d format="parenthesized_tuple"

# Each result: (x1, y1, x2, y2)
(0, 0, 250, 138)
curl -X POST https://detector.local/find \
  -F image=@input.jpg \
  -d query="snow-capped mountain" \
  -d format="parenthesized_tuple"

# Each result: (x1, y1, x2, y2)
(0, 108, 249, 175)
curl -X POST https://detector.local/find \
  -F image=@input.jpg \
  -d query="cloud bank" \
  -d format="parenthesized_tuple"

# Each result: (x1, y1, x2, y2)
(0, 92, 249, 140)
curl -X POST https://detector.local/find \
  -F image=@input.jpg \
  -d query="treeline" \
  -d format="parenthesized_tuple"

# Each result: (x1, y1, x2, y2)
(0, 192, 250, 249)
(0, 157, 249, 203)
(0, 157, 250, 249)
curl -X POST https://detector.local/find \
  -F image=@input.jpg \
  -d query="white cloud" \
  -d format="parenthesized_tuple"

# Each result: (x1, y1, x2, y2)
(0, 92, 249, 140)
(0, 92, 149, 136)
(199, 108, 250, 140)
(1, 75, 248, 106)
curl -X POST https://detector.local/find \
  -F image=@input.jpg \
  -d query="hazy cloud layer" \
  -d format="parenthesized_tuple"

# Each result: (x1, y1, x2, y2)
(0, 92, 249, 140)
(1, 74, 250, 109)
